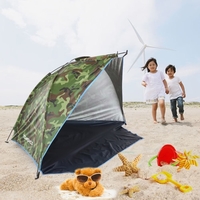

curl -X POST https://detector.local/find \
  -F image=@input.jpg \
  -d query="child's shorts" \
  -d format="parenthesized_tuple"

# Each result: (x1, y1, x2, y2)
(146, 96, 165, 104)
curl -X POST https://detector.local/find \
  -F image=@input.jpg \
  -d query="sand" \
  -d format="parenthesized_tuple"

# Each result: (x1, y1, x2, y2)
(0, 103, 200, 200)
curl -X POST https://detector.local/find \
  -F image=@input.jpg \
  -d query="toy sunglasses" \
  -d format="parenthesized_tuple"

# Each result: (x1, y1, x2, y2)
(77, 173, 101, 183)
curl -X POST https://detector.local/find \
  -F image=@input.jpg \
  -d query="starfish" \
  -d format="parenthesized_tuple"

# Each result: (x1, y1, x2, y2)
(119, 185, 140, 197)
(113, 153, 142, 176)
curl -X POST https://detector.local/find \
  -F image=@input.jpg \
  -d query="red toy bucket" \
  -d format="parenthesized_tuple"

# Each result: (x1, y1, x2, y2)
(157, 144, 178, 166)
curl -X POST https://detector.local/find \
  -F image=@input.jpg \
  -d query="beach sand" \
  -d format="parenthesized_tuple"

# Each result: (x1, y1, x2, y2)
(0, 103, 200, 200)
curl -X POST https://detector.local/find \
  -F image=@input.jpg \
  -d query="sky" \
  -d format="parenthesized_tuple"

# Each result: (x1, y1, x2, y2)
(0, 0, 200, 105)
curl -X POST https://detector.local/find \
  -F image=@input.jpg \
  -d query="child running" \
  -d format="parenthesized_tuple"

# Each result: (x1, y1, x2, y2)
(141, 58, 169, 124)
(165, 64, 186, 122)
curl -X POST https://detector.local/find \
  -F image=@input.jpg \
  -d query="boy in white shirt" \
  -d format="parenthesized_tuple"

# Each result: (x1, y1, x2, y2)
(165, 65, 186, 122)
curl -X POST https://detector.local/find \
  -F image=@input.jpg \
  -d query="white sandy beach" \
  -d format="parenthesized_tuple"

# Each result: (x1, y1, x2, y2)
(1, 103, 200, 200)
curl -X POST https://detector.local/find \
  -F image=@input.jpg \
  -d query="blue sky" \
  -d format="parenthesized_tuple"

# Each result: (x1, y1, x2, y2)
(0, 0, 200, 105)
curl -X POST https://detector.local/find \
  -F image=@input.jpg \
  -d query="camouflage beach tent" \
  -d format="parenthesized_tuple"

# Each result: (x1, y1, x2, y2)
(8, 52, 142, 178)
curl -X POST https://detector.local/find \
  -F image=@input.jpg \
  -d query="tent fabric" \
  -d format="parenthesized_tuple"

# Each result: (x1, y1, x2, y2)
(11, 53, 142, 175)
(42, 121, 140, 174)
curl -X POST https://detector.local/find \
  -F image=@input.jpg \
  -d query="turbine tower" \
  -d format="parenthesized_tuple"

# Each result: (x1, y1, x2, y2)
(127, 19, 173, 72)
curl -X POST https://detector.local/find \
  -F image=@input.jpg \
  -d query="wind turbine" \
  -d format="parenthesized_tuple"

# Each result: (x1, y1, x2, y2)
(127, 19, 174, 72)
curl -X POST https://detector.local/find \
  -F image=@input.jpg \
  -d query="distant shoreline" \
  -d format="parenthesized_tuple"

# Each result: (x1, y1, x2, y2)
(0, 101, 200, 109)
(123, 101, 200, 108)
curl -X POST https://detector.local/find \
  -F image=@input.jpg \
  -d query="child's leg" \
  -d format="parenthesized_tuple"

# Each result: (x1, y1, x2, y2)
(170, 99, 178, 121)
(152, 103, 158, 123)
(180, 114, 184, 120)
(158, 99, 166, 121)
(177, 97, 184, 120)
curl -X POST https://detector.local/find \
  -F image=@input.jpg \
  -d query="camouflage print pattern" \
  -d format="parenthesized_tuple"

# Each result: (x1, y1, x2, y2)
(12, 53, 117, 169)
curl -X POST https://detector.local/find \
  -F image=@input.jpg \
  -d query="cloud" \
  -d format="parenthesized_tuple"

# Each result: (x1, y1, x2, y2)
(1, 0, 162, 52)
(178, 65, 200, 77)
(1, 8, 26, 28)
(0, 65, 44, 105)
(1, 0, 184, 55)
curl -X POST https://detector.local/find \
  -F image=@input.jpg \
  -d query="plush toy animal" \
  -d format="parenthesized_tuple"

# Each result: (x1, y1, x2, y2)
(60, 167, 104, 197)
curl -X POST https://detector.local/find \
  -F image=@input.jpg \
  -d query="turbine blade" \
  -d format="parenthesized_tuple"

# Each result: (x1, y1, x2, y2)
(127, 46, 146, 72)
(146, 45, 175, 51)
(143, 51, 145, 64)
(128, 19, 145, 45)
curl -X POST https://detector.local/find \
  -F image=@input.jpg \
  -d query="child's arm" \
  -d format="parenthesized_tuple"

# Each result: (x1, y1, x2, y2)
(179, 82, 186, 98)
(141, 81, 147, 87)
(163, 79, 169, 94)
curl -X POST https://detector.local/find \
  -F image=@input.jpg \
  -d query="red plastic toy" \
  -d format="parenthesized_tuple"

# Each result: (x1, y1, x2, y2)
(148, 144, 178, 167)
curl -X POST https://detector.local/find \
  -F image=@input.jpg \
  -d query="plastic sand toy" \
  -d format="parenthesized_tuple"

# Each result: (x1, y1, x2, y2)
(148, 144, 178, 166)
(151, 171, 192, 193)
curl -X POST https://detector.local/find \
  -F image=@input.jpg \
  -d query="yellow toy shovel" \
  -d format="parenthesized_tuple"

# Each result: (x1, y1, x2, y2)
(151, 171, 192, 193)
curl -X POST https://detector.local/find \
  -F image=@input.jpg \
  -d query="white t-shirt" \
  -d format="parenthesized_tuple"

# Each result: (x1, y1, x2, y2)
(142, 70, 165, 102)
(166, 76, 182, 100)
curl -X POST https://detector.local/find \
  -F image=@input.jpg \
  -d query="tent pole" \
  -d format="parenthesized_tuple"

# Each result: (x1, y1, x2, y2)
(123, 50, 128, 57)
(117, 50, 128, 57)
(35, 168, 40, 180)
(50, 62, 70, 74)
(5, 128, 13, 143)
